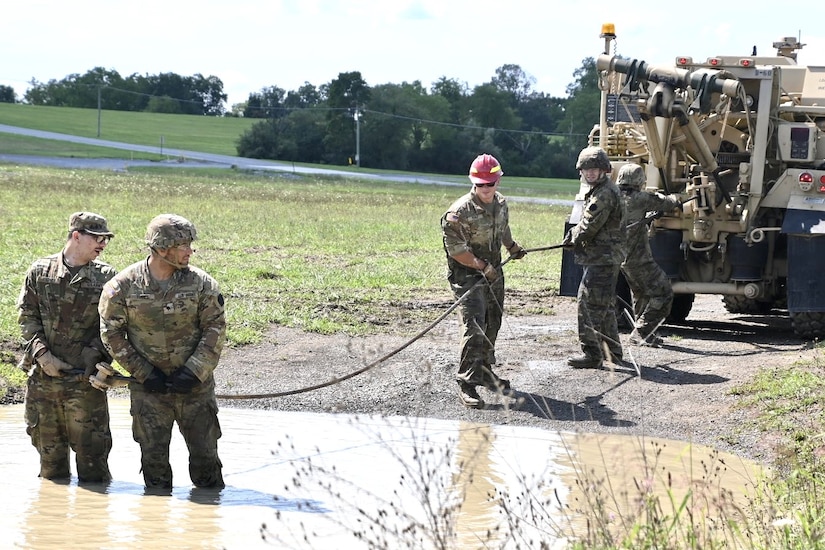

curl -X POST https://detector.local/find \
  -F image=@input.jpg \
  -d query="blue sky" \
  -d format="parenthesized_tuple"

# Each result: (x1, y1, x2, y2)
(2, 0, 823, 108)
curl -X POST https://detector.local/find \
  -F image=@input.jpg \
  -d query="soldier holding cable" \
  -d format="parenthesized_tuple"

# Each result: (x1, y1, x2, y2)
(441, 154, 526, 408)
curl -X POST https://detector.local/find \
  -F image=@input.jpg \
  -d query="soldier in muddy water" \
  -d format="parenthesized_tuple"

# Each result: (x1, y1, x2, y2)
(98, 214, 226, 492)
(17, 212, 117, 482)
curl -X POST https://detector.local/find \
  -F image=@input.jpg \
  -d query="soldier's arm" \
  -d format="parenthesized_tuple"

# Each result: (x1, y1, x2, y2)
(98, 279, 156, 382)
(16, 267, 48, 359)
(183, 277, 227, 381)
(500, 202, 516, 250)
(573, 193, 613, 243)
(442, 210, 486, 269)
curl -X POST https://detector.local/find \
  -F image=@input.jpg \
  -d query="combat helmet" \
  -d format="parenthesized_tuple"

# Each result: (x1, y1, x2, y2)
(616, 163, 646, 190)
(145, 214, 197, 250)
(575, 146, 611, 171)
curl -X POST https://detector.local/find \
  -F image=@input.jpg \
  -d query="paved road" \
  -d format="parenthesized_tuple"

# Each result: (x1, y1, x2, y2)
(0, 124, 573, 206)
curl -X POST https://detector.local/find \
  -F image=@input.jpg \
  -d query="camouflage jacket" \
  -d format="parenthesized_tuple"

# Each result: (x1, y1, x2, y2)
(17, 252, 116, 367)
(441, 191, 516, 282)
(98, 257, 226, 383)
(569, 176, 626, 266)
(622, 188, 681, 267)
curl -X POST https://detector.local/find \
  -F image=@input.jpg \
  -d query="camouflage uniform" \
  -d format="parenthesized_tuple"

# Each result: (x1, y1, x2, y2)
(99, 216, 226, 490)
(566, 149, 627, 366)
(17, 213, 116, 482)
(619, 165, 681, 341)
(442, 191, 516, 385)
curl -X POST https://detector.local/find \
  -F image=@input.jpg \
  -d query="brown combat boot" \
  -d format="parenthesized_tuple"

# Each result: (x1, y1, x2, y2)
(481, 366, 516, 397)
(567, 354, 604, 369)
(458, 382, 484, 409)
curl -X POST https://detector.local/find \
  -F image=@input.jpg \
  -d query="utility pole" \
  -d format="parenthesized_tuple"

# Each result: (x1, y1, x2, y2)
(97, 86, 102, 137)
(353, 107, 361, 167)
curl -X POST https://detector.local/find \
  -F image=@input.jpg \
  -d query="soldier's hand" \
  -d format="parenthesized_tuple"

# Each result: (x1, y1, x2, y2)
(507, 242, 527, 260)
(80, 346, 104, 379)
(481, 262, 499, 282)
(37, 351, 73, 378)
(561, 231, 574, 251)
(170, 367, 201, 394)
(90, 367, 113, 392)
(142, 367, 168, 393)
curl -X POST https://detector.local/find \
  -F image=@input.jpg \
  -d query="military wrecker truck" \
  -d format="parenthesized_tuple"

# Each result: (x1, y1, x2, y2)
(560, 24, 825, 339)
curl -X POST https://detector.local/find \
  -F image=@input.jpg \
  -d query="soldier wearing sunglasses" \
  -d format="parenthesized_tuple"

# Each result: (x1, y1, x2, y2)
(441, 154, 526, 408)
(17, 212, 116, 482)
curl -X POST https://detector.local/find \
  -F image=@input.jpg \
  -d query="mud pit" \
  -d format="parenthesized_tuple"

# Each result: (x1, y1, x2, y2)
(214, 293, 815, 466)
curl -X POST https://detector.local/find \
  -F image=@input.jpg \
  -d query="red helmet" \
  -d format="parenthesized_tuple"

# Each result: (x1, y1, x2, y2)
(468, 154, 503, 184)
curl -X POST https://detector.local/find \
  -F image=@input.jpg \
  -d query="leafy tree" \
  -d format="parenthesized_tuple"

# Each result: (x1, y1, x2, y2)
(284, 82, 322, 109)
(0, 85, 15, 103)
(25, 68, 225, 115)
(244, 86, 287, 118)
(431, 77, 469, 123)
(278, 108, 327, 162)
(491, 64, 535, 103)
(323, 72, 371, 164)
(548, 57, 602, 178)
(236, 119, 280, 159)
(558, 57, 600, 139)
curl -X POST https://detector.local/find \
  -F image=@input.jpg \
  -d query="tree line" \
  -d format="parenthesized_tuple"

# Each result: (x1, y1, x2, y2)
(5, 61, 601, 178)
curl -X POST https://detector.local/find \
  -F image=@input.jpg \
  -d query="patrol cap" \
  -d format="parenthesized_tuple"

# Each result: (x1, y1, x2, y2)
(69, 212, 114, 237)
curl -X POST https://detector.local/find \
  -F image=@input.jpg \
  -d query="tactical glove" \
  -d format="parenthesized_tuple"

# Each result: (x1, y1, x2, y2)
(80, 346, 104, 379)
(170, 367, 201, 394)
(143, 367, 168, 393)
(37, 350, 73, 378)
(481, 262, 499, 283)
(507, 242, 527, 260)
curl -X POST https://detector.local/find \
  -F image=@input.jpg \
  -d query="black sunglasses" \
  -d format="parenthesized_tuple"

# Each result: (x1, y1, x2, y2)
(82, 232, 112, 244)
(474, 182, 497, 188)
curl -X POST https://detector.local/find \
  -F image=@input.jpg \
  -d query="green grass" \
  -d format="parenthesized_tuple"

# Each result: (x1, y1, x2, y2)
(0, 103, 255, 156)
(0, 164, 571, 351)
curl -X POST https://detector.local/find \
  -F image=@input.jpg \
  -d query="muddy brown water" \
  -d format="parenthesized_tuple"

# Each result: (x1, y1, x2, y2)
(0, 398, 761, 549)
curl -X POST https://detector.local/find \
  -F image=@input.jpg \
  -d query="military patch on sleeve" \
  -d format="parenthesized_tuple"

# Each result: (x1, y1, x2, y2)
(588, 203, 599, 212)
(218, 293, 224, 306)
(445, 212, 460, 224)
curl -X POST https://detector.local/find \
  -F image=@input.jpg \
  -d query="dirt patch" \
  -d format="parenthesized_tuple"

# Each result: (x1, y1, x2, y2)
(213, 293, 817, 467)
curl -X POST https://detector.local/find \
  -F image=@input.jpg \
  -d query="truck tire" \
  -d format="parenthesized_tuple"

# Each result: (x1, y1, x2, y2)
(722, 295, 773, 315)
(790, 312, 825, 340)
(667, 294, 694, 324)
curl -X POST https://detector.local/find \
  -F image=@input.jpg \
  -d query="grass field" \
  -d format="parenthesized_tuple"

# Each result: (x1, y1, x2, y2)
(0, 102, 255, 156)
(0, 163, 573, 349)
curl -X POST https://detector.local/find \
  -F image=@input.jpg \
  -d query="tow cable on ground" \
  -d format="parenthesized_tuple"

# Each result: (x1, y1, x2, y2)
(90, 244, 565, 400)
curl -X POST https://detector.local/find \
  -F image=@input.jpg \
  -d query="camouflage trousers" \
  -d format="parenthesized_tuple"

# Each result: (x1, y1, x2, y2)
(577, 264, 623, 361)
(129, 378, 224, 490)
(451, 276, 505, 385)
(622, 258, 673, 338)
(24, 369, 112, 482)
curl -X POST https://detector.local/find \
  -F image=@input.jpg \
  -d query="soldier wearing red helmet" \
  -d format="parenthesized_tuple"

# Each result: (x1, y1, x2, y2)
(441, 154, 527, 408)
